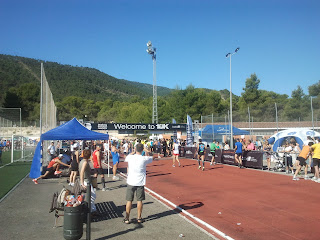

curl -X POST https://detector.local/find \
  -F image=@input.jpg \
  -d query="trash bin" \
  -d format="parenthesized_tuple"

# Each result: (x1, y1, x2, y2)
(63, 204, 83, 240)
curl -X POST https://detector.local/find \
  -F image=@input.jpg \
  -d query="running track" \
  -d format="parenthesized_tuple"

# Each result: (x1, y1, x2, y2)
(117, 157, 320, 240)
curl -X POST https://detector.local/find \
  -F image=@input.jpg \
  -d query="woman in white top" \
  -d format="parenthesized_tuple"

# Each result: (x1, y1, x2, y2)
(224, 141, 230, 150)
(172, 140, 181, 167)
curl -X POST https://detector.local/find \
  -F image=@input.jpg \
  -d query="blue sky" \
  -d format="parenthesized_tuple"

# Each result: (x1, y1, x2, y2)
(1, 0, 319, 97)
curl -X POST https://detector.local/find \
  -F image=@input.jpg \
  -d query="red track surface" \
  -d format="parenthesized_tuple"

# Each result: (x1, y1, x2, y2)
(118, 157, 320, 240)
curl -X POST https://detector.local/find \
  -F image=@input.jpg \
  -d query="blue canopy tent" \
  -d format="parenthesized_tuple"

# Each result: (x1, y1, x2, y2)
(200, 125, 250, 136)
(199, 125, 250, 145)
(30, 118, 109, 178)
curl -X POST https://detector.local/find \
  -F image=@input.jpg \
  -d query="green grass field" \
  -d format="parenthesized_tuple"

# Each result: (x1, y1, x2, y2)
(0, 150, 33, 200)
(0, 162, 31, 199)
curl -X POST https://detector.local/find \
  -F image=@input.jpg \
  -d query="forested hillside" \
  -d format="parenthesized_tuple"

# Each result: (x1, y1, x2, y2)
(0, 54, 172, 104)
(1, 54, 320, 124)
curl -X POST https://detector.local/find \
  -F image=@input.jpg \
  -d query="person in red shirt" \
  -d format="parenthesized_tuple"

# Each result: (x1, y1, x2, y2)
(32, 154, 70, 184)
(92, 145, 106, 191)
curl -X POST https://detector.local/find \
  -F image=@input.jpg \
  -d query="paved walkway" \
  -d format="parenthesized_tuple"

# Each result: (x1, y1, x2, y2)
(0, 171, 216, 240)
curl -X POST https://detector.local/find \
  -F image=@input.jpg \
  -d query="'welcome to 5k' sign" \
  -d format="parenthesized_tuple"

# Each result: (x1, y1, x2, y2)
(89, 123, 186, 131)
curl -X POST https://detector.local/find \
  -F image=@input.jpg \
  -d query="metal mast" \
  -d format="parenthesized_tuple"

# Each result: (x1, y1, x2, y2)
(146, 41, 158, 124)
(226, 47, 240, 149)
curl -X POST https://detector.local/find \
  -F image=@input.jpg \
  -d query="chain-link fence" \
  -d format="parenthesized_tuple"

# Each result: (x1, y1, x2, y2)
(40, 63, 57, 134)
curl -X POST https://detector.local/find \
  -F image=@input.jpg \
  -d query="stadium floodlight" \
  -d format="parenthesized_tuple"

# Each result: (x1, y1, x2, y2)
(146, 41, 158, 123)
(226, 47, 240, 149)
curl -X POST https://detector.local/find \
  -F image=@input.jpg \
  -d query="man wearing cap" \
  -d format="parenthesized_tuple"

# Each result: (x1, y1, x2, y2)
(32, 154, 70, 184)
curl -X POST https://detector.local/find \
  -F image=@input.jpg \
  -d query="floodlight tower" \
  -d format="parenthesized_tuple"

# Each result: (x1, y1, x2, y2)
(146, 41, 158, 124)
(226, 47, 240, 149)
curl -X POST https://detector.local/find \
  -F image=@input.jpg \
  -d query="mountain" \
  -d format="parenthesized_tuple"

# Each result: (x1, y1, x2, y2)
(0, 54, 172, 104)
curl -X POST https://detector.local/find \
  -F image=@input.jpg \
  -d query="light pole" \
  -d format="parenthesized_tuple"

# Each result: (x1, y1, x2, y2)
(226, 47, 240, 149)
(311, 96, 315, 133)
(146, 41, 158, 124)
(275, 102, 279, 133)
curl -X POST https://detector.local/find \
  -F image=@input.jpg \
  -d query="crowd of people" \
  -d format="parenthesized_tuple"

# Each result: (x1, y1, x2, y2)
(30, 135, 320, 223)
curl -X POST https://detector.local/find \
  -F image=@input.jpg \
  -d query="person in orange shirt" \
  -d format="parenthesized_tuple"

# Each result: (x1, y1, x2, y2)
(293, 141, 313, 180)
(32, 154, 70, 184)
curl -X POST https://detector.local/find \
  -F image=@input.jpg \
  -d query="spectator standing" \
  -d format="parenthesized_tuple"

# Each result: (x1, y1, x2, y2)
(162, 139, 167, 157)
(284, 143, 294, 174)
(123, 143, 153, 224)
(293, 142, 301, 169)
(92, 145, 107, 191)
(123, 141, 129, 156)
(224, 141, 230, 150)
(311, 142, 320, 182)
(0, 140, 4, 165)
(246, 140, 256, 151)
(103, 140, 109, 163)
(79, 149, 97, 213)
(264, 142, 272, 171)
(69, 145, 80, 186)
(111, 142, 120, 181)
(256, 139, 262, 150)
(235, 138, 243, 168)
(47, 141, 56, 160)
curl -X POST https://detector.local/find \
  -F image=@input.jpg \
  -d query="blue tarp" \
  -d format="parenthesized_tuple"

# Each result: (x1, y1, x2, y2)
(200, 125, 250, 136)
(29, 118, 109, 178)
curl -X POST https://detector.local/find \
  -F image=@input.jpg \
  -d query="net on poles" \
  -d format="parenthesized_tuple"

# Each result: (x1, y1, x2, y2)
(40, 63, 57, 166)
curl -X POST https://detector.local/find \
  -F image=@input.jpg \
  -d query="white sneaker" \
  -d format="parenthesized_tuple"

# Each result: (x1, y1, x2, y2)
(210, 163, 212, 166)
(311, 177, 318, 182)
(286, 170, 289, 174)
(292, 176, 299, 181)
(112, 176, 119, 181)
(102, 188, 106, 191)
(304, 176, 310, 180)
(172, 165, 175, 167)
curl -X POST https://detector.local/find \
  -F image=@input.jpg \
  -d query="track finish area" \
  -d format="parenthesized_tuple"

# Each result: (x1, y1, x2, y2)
(118, 158, 320, 240)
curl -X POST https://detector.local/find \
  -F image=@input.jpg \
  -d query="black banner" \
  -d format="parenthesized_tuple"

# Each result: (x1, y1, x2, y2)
(215, 149, 222, 163)
(242, 151, 263, 169)
(221, 150, 236, 165)
(179, 146, 185, 157)
(180, 147, 263, 169)
(88, 123, 186, 131)
(184, 146, 196, 159)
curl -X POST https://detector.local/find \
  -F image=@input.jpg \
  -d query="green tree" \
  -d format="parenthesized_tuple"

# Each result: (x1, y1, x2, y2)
(242, 73, 261, 104)
(308, 80, 320, 96)
(291, 86, 305, 100)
